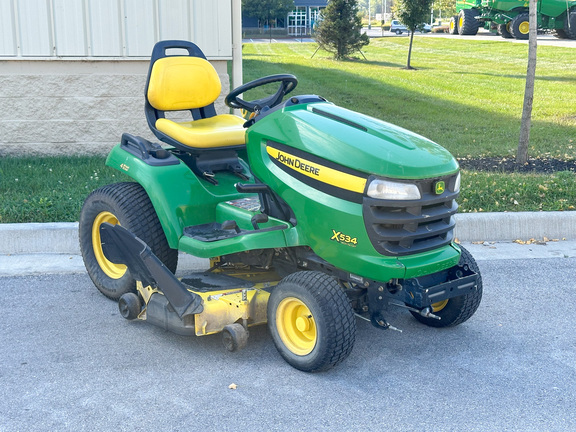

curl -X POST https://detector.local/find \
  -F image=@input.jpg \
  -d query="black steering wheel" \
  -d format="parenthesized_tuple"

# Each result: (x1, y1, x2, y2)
(225, 74, 298, 113)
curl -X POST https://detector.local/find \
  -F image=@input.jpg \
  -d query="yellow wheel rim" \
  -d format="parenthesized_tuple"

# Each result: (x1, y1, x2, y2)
(92, 211, 127, 279)
(432, 299, 449, 312)
(459, 16, 463, 29)
(449, 21, 455, 32)
(276, 297, 317, 356)
(519, 21, 529, 34)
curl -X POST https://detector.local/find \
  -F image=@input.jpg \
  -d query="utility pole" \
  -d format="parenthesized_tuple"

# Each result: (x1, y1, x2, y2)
(369, 0, 372, 29)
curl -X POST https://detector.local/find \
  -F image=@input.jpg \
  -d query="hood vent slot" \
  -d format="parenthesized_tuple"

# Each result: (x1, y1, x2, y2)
(311, 107, 368, 132)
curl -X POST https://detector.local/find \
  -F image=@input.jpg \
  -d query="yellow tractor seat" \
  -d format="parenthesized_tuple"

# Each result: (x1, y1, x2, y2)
(145, 42, 246, 151)
(155, 115, 246, 149)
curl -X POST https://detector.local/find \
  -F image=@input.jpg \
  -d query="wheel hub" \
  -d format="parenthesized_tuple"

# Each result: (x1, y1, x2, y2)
(92, 211, 127, 279)
(276, 297, 317, 356)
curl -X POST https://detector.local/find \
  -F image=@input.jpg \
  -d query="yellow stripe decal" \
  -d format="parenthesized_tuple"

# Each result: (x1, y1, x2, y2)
(267, 147, 367, 193)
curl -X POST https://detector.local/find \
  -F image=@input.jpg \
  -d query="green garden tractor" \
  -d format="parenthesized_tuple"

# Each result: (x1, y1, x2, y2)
(79, 40, 483, 372)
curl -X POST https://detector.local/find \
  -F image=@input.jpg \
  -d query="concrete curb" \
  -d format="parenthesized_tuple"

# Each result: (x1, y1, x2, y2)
(1, 212, 575, 255)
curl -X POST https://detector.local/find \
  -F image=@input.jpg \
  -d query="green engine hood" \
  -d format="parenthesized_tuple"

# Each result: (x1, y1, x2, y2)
(247, 102, 458, 180)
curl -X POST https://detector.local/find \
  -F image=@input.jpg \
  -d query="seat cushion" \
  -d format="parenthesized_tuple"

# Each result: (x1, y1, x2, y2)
(156, 114, 246, 148)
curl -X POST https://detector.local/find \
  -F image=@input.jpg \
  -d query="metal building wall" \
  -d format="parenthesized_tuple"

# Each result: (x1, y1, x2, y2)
(0, 0, 233, 59)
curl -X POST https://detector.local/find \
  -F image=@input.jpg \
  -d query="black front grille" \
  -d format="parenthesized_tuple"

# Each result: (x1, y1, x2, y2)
(363, 175, 459, 256)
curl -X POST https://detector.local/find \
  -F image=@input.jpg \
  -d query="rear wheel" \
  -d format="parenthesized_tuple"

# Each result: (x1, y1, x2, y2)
(553, 28, 568, 39)
(564, 11, 576, 39)
(410, 246, 483, 328)
(267, 271, 356, 372)
(79, 182, 177, 300)
(510, 13, 530, 40)
(498, 22, 513, 39)
(458, 9, 480, 35)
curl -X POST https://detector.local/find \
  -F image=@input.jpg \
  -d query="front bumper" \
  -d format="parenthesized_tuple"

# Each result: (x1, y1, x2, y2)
(366, 261, 480, 324)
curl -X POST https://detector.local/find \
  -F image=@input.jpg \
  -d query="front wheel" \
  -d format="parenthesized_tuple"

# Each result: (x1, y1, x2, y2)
(410, 246, 483, 328)
(267, 271, 356, 372)
(79, 182, 177, 300)
(449, 16, 458, 35)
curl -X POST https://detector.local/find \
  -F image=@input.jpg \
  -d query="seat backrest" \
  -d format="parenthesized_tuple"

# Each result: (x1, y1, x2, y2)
(147, 55, 221, 112)
(144, 40, 220, 135)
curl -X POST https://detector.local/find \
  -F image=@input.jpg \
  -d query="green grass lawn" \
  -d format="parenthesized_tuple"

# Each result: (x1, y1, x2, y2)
(1, 37, 574, 223)
(242, 38, 576, 159)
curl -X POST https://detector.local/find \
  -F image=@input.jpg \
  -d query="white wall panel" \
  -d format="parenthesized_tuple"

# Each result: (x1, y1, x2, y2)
(158, 0, 190, 41)
(18, 0, 51, 56)
(88, 0, 122, 56)
(192, 0, 232, 58)
(1, 0, 233, 58)
(0, 0, 17, 55)
(124, 0, 156, 57)
(53, 0, 86, 55)
(215, 0, 232, 57)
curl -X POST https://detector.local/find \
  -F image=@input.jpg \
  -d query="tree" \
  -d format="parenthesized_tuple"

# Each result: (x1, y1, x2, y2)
(242, 0, 294, 27)
(432, 0, 456, 21)
(393, 0, 433, 69)
(315, 0, 370, 60)
(517, 0, 538, 165)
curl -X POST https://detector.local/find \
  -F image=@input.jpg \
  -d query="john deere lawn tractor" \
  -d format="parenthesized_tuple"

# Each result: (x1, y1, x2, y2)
(79, 40, 483, 372)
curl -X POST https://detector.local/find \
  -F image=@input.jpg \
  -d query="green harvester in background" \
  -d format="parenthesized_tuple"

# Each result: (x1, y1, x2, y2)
(450, 0, 576, 39)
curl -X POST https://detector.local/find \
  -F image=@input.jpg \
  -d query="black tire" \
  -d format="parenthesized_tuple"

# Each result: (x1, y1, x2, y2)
(564, 11, 576, 39)
(449, 16, 459, 35)
(410, 246, 483, 328)
(222, 323, 249, 352)
(395, 29, 402, 35)
(267, 271, 356, 372)
(510, 13, 530, 40)
(498, 22, 513, 39)
(79, 182, 177, 300)
(553, 28, 568, 39)
(458, 9, 480, 35)
(118, 292, 142, 320)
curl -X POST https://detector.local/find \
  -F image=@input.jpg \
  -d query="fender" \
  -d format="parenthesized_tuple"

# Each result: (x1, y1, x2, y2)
(105, 143, 246, 249)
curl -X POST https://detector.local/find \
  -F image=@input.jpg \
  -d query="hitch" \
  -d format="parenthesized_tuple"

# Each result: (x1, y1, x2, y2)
(388, 301, 442, 320)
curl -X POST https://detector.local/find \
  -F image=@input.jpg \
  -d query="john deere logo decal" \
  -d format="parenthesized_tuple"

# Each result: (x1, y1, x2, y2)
(434, 181, 445, 195)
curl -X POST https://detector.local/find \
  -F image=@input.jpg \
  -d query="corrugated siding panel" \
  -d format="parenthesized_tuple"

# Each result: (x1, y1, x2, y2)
(191, 0, 232, 58)
(88, 0, 122, 56)
(0, 0, 17, 56)
(158, 0, 191, 41)
(124, 0, 157, 57)
(18, 0, 52, 56)
(53, 0, 87, 56)
(1, 0, 233, 58)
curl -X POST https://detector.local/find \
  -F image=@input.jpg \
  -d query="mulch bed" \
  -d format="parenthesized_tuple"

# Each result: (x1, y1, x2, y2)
(457, 157, 576, 174)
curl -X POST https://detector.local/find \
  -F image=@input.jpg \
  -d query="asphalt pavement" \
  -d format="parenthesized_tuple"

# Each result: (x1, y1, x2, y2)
(1, 214, 576, 431)
(1, 256, 575, 431)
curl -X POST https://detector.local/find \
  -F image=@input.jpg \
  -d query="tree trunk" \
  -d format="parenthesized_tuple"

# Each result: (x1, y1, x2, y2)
(517, 0, 538, 165)
(406, 31, 415, 69)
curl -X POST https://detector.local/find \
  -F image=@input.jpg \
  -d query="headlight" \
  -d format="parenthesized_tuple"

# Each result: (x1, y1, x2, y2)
(453, 172, 461, 193)
(367, 179, 421, 200)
